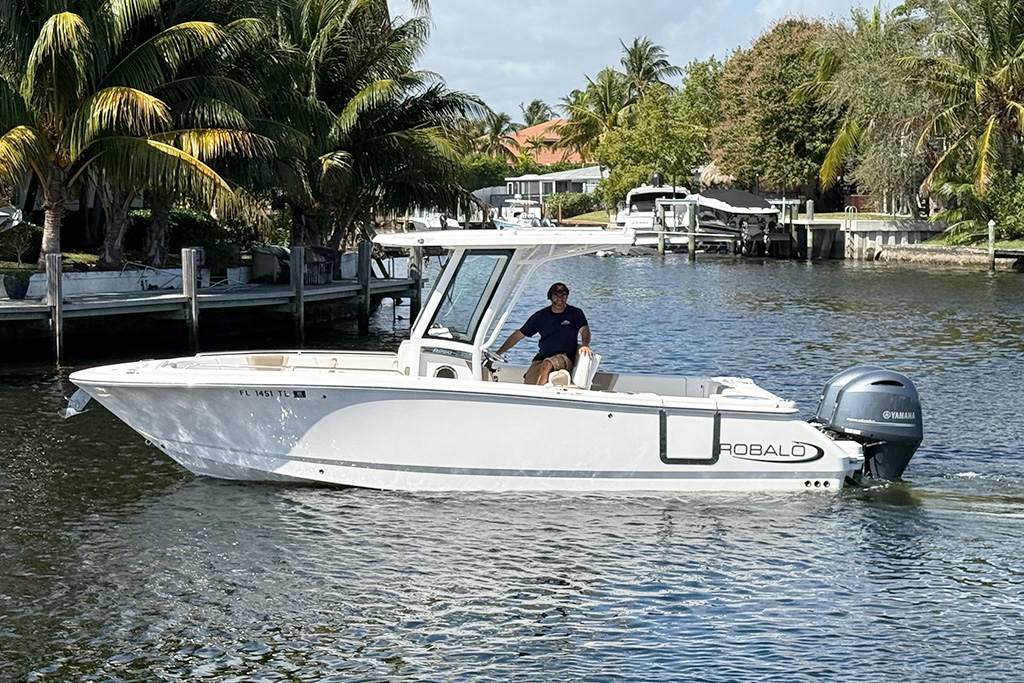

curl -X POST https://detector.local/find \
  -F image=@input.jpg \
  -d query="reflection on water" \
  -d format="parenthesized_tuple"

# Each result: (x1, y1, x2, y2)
(3, 256, 1024, 681)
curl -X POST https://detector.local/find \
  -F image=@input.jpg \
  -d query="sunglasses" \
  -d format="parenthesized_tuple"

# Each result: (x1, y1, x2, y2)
(552, 290, 569, 296)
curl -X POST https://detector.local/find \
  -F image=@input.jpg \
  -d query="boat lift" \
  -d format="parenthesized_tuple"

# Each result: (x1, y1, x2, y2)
(652, 198, 737, 260)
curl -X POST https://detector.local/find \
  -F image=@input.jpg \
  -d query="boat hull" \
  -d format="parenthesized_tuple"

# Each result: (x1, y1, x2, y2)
(72, 372, 857, 492)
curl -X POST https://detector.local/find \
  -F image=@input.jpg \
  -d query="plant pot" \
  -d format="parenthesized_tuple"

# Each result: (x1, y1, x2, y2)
(1, 274, 29, 299)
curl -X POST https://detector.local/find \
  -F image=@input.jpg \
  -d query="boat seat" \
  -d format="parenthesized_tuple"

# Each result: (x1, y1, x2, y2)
(547, 369, 572, 387)
(572, 353, 602, 390)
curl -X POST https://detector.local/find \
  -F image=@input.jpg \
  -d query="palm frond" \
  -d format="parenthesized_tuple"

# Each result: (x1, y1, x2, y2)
(68, 87, 172, 158)
(0, 125, 46, 188)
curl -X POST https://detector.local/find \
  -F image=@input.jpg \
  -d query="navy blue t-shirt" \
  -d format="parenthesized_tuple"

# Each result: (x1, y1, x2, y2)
(519, 305, 588, 362)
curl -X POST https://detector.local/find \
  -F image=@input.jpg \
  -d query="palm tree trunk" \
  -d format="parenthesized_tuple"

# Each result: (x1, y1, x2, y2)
(97, 190, 134, 270)
(144, 191, 173, 267)
(37, 170, 66, 271)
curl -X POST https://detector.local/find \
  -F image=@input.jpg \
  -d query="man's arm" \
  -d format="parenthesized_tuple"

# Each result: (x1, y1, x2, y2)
(496, 330, 525, 356)
(578, 325, 592, 357)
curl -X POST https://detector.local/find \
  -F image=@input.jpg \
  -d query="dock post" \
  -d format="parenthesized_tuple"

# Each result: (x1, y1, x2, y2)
(687, 202, 697, 263)
(357, 239, 372, 336)
(657, 204, 666, 255)
(290, 245, 306, 347)
(182, 247, 200, 354)
(409, 246, 423, 323)
(45, 253, 63, 364)
(989, 220, 996, 272)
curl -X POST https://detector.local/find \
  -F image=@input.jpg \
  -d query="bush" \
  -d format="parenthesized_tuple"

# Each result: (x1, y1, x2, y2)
(0, 222, 42, 264)
(543, 192, 600, 218)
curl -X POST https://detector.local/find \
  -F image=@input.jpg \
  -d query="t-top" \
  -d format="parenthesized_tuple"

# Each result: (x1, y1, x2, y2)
(519, 305, 588, 362)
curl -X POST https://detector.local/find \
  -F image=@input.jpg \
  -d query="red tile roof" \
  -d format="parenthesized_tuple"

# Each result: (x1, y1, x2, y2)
(505, 118, 583, 165)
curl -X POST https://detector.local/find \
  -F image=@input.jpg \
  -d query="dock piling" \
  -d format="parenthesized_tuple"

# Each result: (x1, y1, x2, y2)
(357, 240, 372, 336)
(657, 205, 666, 255)
(182, 247, 200, 354)
(688, 205, 697, 263)
(290, 245, 305, 346)
(46, 253, 63, 364)
(409, 246, 423, 322)
(989, 220, 996, 272)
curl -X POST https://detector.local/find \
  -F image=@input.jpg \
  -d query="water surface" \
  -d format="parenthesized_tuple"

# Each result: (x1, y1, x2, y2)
(2, 255, 1023, 681)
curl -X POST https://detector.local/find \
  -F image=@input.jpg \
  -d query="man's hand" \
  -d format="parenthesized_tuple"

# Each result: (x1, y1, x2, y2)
(578, 345, 593, 357)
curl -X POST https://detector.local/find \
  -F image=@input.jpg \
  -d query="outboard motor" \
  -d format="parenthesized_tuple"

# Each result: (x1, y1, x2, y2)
(813, 366, 923, 480)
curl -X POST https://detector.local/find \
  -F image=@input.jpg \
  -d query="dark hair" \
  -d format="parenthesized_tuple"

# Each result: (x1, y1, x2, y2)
(547, 282, 569, 299)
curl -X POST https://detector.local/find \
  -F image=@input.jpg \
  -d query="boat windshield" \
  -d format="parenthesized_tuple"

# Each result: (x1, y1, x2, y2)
(426, 250, 512, 343)
(630, 191, 683, 213)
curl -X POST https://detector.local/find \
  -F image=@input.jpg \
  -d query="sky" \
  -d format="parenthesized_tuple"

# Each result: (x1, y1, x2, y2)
(394, 0, 871, 120)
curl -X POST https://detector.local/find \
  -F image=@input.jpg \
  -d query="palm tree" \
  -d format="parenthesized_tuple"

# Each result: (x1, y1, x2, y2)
(263, 0, 482, 249)
(620, 36, 682, 100)
(802, 5, 933, 209)
(0, 1, 269, 269)
(910, 0, 1024, 192)
(558, 68, 631, 161)
(520, 99, 553, 127)
(477, 110, 521, 159)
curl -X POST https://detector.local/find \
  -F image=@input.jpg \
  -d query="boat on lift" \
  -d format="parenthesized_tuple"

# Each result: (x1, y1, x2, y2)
(64, 227, 923, 491)
(615, 178, 786, 253)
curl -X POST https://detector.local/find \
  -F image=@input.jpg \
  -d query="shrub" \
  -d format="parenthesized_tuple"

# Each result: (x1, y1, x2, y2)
(0, 222, 43, 264)
(543, 192, 600, 218)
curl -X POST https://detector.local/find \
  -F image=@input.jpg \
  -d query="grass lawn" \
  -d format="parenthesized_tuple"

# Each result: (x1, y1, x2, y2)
(563, 209, 612, 224)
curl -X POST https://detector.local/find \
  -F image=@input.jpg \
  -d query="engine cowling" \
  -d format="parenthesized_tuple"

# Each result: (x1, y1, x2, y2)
(814, 366, 923, 480)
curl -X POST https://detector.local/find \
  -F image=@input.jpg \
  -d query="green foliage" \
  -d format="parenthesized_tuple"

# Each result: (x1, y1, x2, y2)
(520, 100, 554, 127)
(678, 56, 723, 163)
(910, 0, 1024, 192)
(462, 154, 509, 191)
(596, 89, 703, 205)
(930, 171, 1024, 243)
(543, 192, 601, 218)
(129, 207, 263, 269)
(0, 221, 42, 264)
(620, 36, 683, 99)
(715, 19, 839, 191)
(558, 68, 632, 161)
(807, 6, 934, 213)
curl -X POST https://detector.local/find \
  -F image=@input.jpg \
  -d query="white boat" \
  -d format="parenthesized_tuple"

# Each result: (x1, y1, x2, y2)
(615, 184, 785, 253)
(494, 198, 555, 229)
(65, 227, 923, 492)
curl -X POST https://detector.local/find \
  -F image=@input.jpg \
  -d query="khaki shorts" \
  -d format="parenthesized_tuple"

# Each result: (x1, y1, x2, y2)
(523, 353, 574, 385)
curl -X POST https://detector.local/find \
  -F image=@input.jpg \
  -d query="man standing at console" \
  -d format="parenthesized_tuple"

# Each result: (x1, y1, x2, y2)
(495, 282, 593, 385)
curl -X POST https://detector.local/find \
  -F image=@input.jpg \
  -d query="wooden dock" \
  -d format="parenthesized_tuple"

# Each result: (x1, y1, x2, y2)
(0, 243, 423, 363)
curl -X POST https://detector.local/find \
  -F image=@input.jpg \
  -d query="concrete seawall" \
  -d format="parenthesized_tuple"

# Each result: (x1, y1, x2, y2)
(877, 244, 1023, 270)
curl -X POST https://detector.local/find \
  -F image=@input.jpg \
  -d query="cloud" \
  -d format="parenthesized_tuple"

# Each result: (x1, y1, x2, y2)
(394, 0, 866, 116)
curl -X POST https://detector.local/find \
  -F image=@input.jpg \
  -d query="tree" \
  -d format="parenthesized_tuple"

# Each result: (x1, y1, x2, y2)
(520, 99, 553, 127)
(678, 56, 723, 162)
(558, 68, 632, 161)
(264, 0, 482, 249)
(804, 6, 935, 214)
(596, 88, 704, 206)
(909, 0, 1024, 193)
(0, 1, 266, 269)
(620, 36, 682, 99)
(477, 110, 521, 159)
(714, 19, 839, 193)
